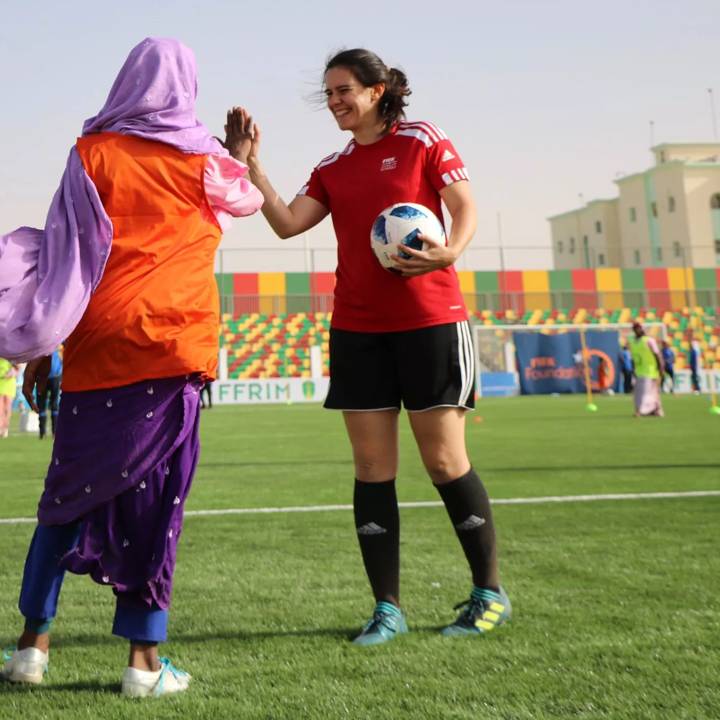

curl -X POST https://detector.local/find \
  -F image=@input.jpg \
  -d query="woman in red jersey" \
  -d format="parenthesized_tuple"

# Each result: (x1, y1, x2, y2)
(226, 48, 510, 644)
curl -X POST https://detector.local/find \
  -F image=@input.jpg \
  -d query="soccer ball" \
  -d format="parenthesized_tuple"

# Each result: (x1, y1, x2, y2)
(370, 203, 445, 270)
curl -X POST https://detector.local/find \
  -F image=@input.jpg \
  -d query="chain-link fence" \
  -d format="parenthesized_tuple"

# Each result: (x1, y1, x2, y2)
(215, 245, 720, 274)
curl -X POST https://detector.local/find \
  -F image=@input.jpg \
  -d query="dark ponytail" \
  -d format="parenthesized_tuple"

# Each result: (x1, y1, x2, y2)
(324, 49, 411, 132)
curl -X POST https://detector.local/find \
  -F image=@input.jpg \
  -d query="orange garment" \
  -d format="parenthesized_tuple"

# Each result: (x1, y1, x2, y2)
(63, 133, 222, 391)
(597, 359, 608, 390)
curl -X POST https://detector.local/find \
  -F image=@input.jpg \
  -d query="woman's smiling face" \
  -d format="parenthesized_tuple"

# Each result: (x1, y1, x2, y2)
(324, 66, 384, 133)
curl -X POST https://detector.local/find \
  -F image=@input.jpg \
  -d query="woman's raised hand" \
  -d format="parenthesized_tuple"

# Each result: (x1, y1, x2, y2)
(224, 106, 261, 165)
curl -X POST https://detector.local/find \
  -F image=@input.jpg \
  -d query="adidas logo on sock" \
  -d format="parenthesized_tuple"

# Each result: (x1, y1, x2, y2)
(357, 522, 387, 535)
(455, 515, 486, 531)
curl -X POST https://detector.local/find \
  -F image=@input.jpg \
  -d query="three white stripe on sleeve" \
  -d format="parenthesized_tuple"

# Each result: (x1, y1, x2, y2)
(442, 168, 470, 185)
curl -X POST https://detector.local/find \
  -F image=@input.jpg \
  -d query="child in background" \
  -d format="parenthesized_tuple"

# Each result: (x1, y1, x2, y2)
(0, 358, 19, 438)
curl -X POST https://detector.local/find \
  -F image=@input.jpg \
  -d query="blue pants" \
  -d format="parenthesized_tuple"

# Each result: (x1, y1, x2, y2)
(19, 523, 168, 643)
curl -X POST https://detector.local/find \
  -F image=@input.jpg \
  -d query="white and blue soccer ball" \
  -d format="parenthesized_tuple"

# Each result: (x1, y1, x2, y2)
(370, 203, 445, 270)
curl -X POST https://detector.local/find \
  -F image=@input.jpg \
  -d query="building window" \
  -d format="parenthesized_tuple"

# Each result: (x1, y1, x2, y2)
(598, 253, 605, 266)
(710, 196, 720, 259)
(634, 249, 641, 265)
(668, 196, 676, 212)
(673, 242, 682, 259)
(651, 202, 658, 218)
(656, 247, 663, 262)
(582, 236, 590, 268)
(569, 237, 576, 254)
(629, 207, 637, 222)
(595, 220, 602, 233)
(557, 240, 564, 254)
(659, 151, 666, 163)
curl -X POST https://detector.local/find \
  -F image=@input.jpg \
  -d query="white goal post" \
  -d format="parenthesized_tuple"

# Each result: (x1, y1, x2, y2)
(472, 322, 667, 397)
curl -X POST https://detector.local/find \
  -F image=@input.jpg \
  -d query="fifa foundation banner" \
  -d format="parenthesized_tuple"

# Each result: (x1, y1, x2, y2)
(212, 377, 330, 405)
(513, 330, 620, 395)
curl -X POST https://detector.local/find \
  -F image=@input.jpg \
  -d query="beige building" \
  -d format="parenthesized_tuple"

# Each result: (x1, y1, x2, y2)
(549, 198, 621, 269)
(550, 142, 720, 268)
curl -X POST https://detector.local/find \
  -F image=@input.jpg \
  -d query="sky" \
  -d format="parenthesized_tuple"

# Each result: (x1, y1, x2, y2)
(1, 0, 719, 272)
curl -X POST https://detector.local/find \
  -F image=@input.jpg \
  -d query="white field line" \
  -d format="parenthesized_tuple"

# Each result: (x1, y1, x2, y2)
(1, 490, 719, 526)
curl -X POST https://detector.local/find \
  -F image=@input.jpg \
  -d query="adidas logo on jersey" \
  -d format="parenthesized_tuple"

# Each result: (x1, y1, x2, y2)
(455, 515, 486, 531)
(356, 522, 388, 535)
(380, 156, 398, 172)
(441, 149, 456, 162)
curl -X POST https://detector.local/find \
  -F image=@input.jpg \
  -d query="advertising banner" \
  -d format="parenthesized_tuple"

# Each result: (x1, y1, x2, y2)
(514, 331, 620, 395)
(211, 377, 330, 405)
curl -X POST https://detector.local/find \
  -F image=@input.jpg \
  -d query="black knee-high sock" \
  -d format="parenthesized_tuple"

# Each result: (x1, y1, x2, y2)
(435, 468, 499, 590)
(353, 479, 400, 606)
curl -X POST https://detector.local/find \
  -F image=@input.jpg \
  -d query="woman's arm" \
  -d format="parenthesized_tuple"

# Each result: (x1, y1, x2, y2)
(225, 107, 328, 239)
(249, 166, 329, 239)
(392, 181, 477, 277)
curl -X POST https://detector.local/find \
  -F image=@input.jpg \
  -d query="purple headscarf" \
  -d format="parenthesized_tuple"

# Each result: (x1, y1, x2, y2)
(0, 37, 224, 362)
(0, 151, 112, 362)
(83, 37, 225, 156)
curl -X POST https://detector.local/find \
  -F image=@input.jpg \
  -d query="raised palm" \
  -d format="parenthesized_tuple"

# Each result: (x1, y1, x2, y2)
(224, 106, 260, 164)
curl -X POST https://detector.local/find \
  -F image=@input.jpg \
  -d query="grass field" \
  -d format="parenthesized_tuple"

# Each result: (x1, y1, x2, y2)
(0, 394, 719, 719)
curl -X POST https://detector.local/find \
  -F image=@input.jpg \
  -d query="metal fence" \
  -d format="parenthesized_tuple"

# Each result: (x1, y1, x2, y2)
(220, 289, 720, 317)
(215, 244, 720, 274)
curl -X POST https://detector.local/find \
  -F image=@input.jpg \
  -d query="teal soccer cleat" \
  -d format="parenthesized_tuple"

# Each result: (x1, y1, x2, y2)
(353, 601, 408, 646)
(441, 586, 512, 637)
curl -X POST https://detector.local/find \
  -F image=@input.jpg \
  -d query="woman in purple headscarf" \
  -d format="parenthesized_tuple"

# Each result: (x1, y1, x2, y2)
(0, 38, 262, 696)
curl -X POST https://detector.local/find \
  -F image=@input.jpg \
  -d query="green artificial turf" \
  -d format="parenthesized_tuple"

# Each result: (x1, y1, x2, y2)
(1, 395, 718, 718)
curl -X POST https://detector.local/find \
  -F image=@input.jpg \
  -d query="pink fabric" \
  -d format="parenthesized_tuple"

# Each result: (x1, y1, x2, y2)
(634, 377, 664, 416)
(204, 155, 264, 230)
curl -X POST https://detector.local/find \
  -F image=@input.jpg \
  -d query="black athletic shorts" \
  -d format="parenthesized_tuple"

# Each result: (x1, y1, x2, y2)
(324, 321, 475, 412)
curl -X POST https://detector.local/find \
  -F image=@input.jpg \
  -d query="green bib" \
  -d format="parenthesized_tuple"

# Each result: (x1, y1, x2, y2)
(630, 336, 659, 379)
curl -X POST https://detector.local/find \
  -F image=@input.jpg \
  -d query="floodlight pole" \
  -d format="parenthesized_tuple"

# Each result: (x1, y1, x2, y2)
(497, 211, 506, 311)
(708, 89, 719, 141)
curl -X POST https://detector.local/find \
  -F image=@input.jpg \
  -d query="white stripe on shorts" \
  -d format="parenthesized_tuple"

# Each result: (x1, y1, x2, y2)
(456, 321, 467, 406)
(457, 321, 474, 406)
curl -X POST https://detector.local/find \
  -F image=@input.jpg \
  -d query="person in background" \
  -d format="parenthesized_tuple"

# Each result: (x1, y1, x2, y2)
(596, 356, 609, 394)
(200, 380, 213, 409)
(0, 357, 19, 438)
(689, 339, 702, 395)
(629, 321, 664, 417)
(619, 342, 634, 394)
(660, 340, 675, 394)
(38, 348, 63, 439)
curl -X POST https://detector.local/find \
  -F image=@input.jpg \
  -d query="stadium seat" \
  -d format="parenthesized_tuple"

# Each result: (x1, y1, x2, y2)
(220, 306, 720, 379)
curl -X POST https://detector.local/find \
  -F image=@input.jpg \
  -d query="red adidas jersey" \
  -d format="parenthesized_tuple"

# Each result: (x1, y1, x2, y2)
(299, 120, 470, 332)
